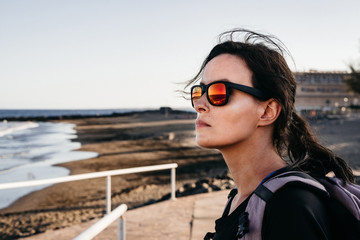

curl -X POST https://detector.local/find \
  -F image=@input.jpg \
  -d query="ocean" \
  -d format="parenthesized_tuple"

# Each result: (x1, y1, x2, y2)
(0, 109, 139, 209)
(0, 108, 142, 119)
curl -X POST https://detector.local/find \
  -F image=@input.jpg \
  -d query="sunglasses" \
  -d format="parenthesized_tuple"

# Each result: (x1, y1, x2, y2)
(191, 81, 269, 107)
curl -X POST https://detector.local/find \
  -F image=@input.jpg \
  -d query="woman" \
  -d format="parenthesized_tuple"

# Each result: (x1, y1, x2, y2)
(187, 29, 354, 239)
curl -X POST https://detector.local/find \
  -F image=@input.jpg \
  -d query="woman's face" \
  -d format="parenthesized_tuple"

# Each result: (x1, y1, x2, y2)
(194, 53, 265, 149)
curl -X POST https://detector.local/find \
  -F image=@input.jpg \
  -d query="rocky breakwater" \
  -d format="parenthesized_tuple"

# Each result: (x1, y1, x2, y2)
(156, 170, 235, 204)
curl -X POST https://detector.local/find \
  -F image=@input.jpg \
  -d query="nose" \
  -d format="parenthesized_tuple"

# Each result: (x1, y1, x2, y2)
(194, 95, 209, 113)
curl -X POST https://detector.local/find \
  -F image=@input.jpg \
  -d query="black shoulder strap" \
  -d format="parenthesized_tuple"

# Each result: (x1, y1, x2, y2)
(254, 184, 274, 202)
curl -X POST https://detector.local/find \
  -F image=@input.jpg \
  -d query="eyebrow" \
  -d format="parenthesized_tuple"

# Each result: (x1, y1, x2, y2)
(200, 79, 230, 85)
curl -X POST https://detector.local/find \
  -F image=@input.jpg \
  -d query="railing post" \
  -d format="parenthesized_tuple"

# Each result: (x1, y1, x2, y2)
(74, 204, 127, 240)
(106, 175, 111, 214)
(118, 215, 126, 240)
(171, 167, 176, 200)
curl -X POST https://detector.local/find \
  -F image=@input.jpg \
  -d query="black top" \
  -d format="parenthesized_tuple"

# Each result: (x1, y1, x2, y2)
(211, 190, 250, 240)
(209, 171, 332, 240)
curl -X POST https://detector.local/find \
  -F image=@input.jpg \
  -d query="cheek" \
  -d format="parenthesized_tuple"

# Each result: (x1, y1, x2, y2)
(195, 103, 262, 148)
(226, 116, 258, 141)
(222, 113, 257, 141)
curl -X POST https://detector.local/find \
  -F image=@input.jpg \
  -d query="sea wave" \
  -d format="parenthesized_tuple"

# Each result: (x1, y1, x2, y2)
(0, 121, 39, 137)
(0, 150, 29, 160)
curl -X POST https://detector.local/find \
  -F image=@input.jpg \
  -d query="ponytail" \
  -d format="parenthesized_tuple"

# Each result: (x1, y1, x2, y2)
(286, 112, 354, 182)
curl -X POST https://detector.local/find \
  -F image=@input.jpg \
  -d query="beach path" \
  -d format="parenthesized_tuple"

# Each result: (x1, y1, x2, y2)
(22, 190, 228, 240)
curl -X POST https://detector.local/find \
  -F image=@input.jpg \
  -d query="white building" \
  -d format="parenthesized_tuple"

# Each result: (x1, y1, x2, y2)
(294, 70, 358, 112)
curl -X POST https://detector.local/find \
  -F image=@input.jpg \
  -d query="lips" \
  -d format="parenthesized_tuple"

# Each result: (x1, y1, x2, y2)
(196, 119, 211, 128)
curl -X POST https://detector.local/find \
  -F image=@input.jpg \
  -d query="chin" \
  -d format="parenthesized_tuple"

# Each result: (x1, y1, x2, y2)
(196, 137, 220, 149)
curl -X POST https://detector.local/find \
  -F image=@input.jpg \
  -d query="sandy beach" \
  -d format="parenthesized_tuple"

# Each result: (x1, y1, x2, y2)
(0, 110, 359, 239)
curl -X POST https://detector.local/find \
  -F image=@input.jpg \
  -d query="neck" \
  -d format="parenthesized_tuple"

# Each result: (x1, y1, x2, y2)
(219, 131, 286, 200)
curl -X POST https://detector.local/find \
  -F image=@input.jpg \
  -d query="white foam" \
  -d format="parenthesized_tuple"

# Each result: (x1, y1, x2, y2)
(0, 151, 97, 209)
(0, 121, 39, 137)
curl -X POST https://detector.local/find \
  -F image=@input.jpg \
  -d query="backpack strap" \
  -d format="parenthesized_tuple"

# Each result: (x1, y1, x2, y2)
(240, 171, 328, 240)
(236, 211, 250, 238)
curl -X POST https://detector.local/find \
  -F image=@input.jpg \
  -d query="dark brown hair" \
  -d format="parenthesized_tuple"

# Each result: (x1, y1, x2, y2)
(187, 29, 354, 182)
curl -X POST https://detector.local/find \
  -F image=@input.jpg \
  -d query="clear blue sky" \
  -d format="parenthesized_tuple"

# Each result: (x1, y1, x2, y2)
(1, 0, 359, 109)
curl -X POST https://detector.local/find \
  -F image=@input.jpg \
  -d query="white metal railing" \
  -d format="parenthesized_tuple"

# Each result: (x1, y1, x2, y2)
(0, 163, 178, 214)
(73, 204, 128, 240)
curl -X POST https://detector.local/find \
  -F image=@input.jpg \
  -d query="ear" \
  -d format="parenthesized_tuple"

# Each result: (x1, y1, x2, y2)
(258, 99, 281, 127)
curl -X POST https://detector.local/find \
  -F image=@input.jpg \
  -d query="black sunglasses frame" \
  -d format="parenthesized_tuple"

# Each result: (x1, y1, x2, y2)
(191, 81, 269, 107)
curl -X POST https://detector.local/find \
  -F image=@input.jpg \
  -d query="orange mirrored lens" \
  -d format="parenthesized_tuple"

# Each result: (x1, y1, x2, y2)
(192, 86, 202, 104)
(208, 83, 226, 105)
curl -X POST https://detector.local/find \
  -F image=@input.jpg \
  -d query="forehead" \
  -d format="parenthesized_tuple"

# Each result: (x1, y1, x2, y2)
(202, 54, 253, 87)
